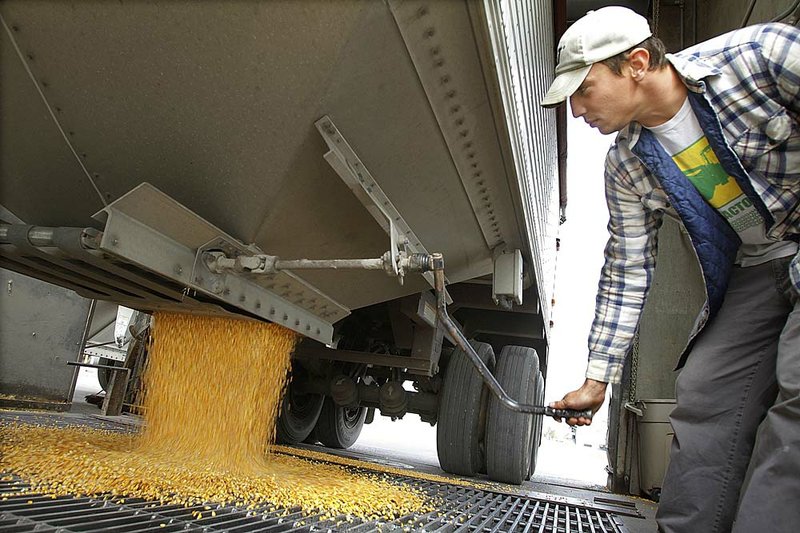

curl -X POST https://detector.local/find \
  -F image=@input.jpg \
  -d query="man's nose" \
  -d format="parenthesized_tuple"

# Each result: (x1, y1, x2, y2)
(569, 95, 584, 118)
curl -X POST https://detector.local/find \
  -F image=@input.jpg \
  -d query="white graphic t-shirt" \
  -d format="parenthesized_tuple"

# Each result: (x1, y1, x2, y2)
(646, 98, 797, 266)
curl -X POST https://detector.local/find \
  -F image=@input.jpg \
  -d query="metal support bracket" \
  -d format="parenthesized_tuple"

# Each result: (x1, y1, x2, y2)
(315, 115, 450, 302)
(91, 183, 348, 344)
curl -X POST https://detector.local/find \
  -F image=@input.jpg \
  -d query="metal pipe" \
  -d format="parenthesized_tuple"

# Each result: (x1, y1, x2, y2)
(0, 225, 55, 246)
(0, 224, 101, 249)
(741, 0, 758, 27)
(430, 253, 592, 421)
(772, 0, 800, 22)
(274, 258, 385, 270)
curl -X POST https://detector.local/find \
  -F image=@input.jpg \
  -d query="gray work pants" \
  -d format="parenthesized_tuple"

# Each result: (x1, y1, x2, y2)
(656, 256, 800, 533)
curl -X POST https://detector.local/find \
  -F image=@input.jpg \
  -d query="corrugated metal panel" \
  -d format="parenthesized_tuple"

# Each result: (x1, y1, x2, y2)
(484, 0, 560, 328)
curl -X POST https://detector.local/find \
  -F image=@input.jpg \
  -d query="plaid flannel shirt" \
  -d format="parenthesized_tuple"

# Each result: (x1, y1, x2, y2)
(586, 23, 800, 384)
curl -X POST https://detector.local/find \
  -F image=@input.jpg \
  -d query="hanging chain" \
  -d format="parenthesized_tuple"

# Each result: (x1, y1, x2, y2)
(628, 331, 640, 402)
(652, 0, 661, 37)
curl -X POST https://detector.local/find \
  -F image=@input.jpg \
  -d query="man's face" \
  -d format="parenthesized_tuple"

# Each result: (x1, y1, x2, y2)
(569, 62, 637, 134)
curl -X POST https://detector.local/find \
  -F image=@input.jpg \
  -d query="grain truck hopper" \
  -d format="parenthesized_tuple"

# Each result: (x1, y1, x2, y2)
(0, 0, 570, 484)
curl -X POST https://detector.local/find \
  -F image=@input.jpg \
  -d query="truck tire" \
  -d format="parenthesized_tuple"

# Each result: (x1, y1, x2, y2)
(528, 370, 545, 479)
(437, 341, 495, 477)
(97, 360, 118, 392)
(275, 384, 324, 444)
(486, 345, 539, 484)
(312, 397, 367, 449)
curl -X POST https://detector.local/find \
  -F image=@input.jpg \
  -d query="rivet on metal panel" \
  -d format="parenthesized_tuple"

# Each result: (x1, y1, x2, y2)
(305, 325, 311, 331)
(434, 58, 445, 68)
(294, 320, 300, 326)
(441, 75, 451, 85)
(450, 105, 460, 114)
(11, 25, 19, 32)
(282, 314, 288, 321)
(26, 53, 34, 61)
(269, 308, 275, 315)
(316, 328, 321, 335)
(417, 6, 428, 17)
(239, 295, 246, 303)
(424, 27, 435, 38)
(255, 302, 261, 310)
(195, 276, 203, 283)
(430, 46, 439, 56)
(111, 238, 119, 246)
(446, 90, 456, 99)
(223, 288, 230, 296)
(174, 265, 183, 275)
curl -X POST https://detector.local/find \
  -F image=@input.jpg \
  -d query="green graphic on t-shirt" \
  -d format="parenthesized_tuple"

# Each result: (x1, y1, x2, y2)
(673, 139, 743, 208)
(683, 146, 730, 200)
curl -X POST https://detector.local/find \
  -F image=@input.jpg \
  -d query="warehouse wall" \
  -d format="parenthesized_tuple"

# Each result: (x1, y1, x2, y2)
(697, 0, 793, 42)
(0, 268, 92, 410)
(635, 218, 705, 400)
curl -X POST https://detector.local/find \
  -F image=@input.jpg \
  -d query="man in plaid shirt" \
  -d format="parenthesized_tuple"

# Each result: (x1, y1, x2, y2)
(540, 6, 799, 532)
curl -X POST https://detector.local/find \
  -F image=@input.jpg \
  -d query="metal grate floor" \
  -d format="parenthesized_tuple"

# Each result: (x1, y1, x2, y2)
(0, 412, 633, 532)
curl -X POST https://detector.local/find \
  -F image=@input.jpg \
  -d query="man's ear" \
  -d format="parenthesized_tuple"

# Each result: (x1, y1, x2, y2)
(627, 48, 651, 80)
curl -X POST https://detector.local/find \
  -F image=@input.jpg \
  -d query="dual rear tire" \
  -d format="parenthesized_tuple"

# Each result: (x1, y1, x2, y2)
(275, 369, 366, 449)
(437, 342, 542, 484)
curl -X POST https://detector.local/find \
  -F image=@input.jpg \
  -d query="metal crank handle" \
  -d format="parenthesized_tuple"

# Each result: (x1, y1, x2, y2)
(544, 407, 594, 421)
(426, 253, 594, 422)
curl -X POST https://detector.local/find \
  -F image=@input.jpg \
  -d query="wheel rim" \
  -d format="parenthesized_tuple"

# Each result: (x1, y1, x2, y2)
(342, 407, 363, 428)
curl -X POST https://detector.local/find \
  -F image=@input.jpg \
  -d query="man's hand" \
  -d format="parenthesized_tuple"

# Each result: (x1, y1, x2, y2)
(549, 378, 608, 426)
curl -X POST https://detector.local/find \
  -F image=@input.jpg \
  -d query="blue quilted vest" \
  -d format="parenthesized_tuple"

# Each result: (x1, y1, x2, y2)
(630, 92, 774, 356)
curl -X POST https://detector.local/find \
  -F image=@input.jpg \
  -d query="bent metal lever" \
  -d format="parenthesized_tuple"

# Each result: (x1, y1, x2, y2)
(426, 253, 593, 422)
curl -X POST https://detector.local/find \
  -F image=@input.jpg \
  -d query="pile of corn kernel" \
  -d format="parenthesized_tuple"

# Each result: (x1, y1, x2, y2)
(0, 312, 428, 520)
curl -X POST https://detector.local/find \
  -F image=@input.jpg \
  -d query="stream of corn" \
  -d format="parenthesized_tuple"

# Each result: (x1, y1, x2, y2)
(0, 312, 429, 520)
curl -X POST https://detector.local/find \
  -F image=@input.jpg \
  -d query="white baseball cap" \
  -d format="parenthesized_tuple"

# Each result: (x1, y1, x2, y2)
(540, 6, 652, 107)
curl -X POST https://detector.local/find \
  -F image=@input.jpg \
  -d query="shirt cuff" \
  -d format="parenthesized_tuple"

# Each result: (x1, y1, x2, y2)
(586, 356, 624, 384)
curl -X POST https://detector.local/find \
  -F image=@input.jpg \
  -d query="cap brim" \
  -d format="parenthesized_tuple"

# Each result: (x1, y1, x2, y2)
(540, 64, 592, 108)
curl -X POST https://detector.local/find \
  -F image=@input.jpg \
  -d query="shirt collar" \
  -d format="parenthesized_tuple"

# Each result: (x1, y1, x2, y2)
(665, 52, 721, 92)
